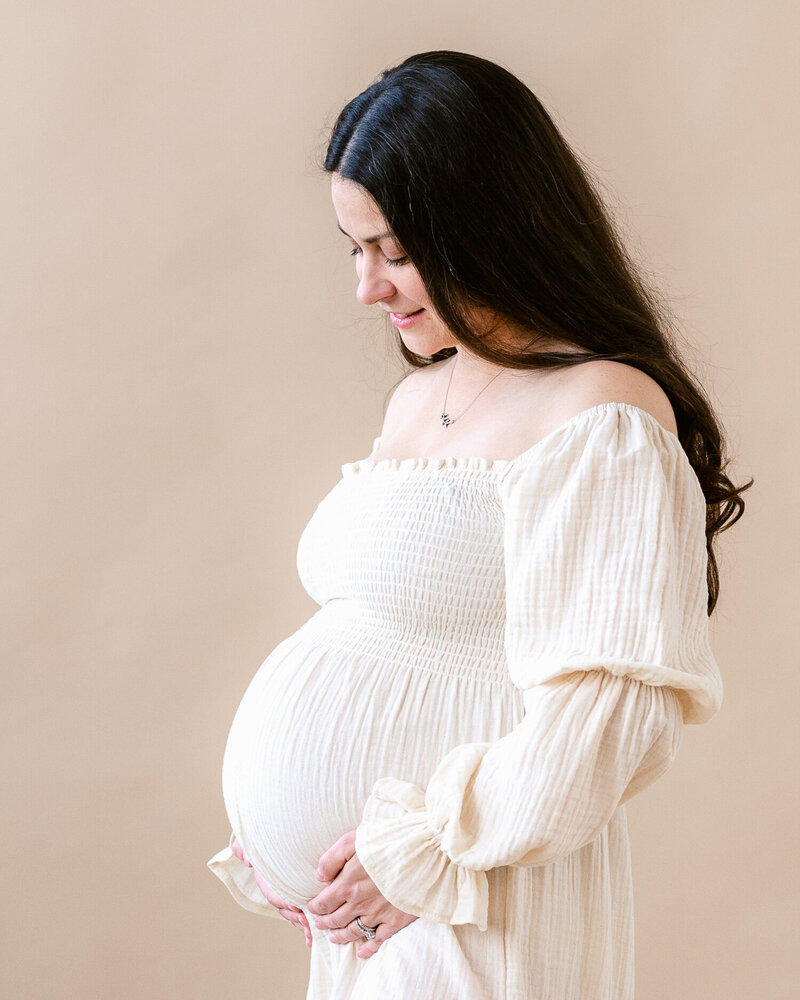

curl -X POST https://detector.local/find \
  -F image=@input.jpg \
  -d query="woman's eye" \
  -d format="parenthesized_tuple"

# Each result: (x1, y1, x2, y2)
(348, 246, 409, 267)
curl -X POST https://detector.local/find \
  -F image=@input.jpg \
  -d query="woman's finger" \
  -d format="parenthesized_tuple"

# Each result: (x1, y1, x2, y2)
(252, 872, 299, 911)
(280, 908, 308, 929)
(356, 921, 394, 959)
(247, 864, 311, 945)
(344, 912, 417, 958)
(231, 835, 253, 868)
(313, 900, 355, 932)
(278, 908, 313, 948)
(315, 829, 356, 883)
(329, 918, 371, 945)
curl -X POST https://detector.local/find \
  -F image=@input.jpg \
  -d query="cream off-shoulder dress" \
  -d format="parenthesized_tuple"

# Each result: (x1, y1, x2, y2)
(207, 400, 722, 1000)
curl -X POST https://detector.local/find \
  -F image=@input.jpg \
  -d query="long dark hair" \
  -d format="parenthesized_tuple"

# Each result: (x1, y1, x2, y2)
(320, 50, 752, 615)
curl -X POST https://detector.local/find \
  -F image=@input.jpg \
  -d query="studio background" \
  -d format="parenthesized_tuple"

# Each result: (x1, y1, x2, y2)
(2, 2, 796, 998)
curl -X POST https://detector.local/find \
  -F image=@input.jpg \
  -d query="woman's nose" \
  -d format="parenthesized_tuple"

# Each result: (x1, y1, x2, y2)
(356, 260, 395, 306)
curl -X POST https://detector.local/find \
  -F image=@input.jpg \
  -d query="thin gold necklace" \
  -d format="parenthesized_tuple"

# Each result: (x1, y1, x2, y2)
(439, 353, 507, 427)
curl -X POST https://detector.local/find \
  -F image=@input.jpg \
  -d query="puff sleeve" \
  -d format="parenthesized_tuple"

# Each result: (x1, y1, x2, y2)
(354, 402, 723, 931)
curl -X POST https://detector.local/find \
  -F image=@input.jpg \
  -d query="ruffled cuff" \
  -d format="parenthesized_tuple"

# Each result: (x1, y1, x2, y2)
(206, 832, 281, 920)
(355, 777, 489, 931)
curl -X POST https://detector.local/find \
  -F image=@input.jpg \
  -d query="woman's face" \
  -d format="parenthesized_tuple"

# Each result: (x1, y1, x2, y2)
(330, 173, 457, 355)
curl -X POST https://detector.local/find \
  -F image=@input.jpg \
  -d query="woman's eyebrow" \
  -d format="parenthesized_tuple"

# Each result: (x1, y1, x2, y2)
(337, 222, 395, 244)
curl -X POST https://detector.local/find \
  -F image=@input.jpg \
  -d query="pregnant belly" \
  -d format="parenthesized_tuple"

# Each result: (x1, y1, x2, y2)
(220, 619, 519, 907)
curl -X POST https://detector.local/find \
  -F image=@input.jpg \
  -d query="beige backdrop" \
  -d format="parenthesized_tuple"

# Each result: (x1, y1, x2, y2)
(2, 1, 796, 998)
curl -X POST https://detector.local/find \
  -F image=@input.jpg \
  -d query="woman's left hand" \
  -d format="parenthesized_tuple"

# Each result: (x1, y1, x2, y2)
(306, 829, 417, 958)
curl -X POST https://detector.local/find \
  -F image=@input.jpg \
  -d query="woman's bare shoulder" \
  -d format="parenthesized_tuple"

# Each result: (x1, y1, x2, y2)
(552, 360, 678, 437)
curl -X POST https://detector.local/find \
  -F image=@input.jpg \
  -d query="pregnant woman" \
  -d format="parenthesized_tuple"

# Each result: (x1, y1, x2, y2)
(207, 51, 751, 999)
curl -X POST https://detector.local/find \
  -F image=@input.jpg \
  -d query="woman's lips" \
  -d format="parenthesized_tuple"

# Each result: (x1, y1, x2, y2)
(389, 308, 425, 328)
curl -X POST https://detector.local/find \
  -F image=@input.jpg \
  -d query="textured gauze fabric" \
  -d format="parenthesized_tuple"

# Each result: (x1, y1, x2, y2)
(206, 401, 722, 1000)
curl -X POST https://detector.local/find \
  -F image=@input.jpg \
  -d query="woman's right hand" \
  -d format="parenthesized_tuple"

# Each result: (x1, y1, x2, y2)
(231, 835, 312, 948)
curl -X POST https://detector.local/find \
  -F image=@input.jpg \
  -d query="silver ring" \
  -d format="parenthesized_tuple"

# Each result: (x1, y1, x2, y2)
(355, 915, 378, 939)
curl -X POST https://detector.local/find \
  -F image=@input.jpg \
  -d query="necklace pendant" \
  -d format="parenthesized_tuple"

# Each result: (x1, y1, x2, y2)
(440, 412, 454, 427)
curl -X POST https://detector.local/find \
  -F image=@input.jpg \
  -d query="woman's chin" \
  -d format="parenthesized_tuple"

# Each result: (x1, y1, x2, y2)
(396, 328, 456, 356)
